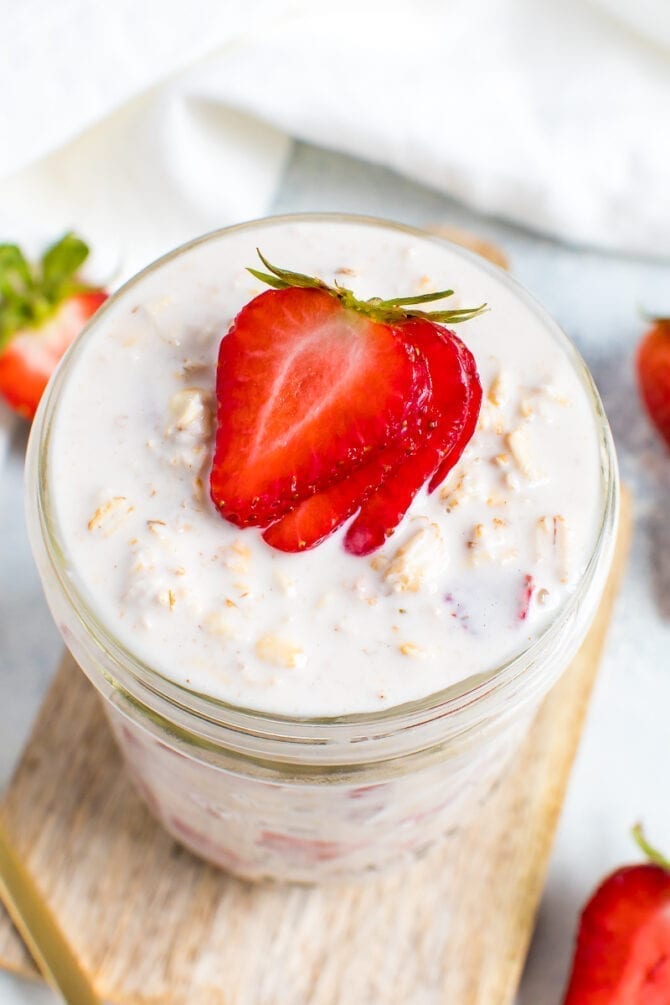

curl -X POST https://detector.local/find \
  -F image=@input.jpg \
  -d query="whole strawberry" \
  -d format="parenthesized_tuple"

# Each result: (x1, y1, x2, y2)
(637, 318, 670, 449)
(0, 233, 107, 419)
(562, 826, 670, 1004)
(210, 251, 485, 556)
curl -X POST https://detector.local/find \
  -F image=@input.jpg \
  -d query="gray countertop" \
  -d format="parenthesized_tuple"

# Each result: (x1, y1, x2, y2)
(1, 142, 668, 1004)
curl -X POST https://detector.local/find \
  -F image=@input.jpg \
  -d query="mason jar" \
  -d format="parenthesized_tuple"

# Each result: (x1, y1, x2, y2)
(25, 215, 619, 883)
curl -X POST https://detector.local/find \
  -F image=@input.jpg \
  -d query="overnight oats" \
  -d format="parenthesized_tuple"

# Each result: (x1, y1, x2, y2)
(26, 215, 618, 882)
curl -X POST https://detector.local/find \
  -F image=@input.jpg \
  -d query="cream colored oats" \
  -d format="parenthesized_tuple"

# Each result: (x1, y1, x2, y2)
(255, 634, 305, 669)
(399, 642, 424, 657)
(87, 497, 134, 536)
(383, 522, 444, 593)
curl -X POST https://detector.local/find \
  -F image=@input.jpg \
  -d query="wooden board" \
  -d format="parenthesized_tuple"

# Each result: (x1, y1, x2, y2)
(0, 490, 630, 1004)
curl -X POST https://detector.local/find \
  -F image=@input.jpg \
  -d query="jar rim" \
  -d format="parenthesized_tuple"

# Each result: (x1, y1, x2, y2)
(28, 212, 619, 748)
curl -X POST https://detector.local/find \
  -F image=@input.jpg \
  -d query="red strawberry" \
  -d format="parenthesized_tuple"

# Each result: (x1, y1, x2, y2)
(637, 318, 670, 449)
(211, 286, 431, 527)
(262, 338, 433, 552)
(0, 234, 107, 419)
(428, 334, 482, 492)
(562, 826, 670, 1004)
(344, 320, 482, 556)
(262, 435, 416, 552)
(210, 251, 485, 552)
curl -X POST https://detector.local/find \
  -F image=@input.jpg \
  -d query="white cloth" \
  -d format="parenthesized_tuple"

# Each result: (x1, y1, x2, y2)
(1, 0, 670, 280)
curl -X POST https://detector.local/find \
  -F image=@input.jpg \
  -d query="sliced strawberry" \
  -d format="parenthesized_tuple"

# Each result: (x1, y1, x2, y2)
(210, 287, 430, 527)
(0, 234, 107, 419)
(637, 318, 670, 449)
(262, 347, 432, 552)
(345, 322, 482, 556)
(262, 435, 417, 552)
(427, 334, 482, 491)
(210, 251, 486, 552)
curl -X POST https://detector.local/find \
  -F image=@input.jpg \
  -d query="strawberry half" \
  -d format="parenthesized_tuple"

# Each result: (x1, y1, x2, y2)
(637, 318, 670, 449)
(562, 826, 670, 1004)
(210, 251, 485, 553)
(211, 287, 430, 527)
(0, 234, 107, 419)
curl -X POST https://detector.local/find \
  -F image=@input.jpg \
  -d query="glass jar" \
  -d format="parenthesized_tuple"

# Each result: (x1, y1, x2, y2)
(25, 214, 619, 883)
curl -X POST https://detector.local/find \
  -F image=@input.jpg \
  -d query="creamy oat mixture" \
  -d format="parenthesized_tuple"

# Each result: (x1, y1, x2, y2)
(47, 218, 605, 716)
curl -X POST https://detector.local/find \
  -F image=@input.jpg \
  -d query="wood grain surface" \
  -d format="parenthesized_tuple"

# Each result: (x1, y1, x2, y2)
(0, 489, 631, 1005)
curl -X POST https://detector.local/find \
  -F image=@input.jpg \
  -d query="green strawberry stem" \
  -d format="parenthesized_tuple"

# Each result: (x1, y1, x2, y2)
(0, 233, 94, 351)
(632, 823, 670, 871)
(248, 250, 488, 326)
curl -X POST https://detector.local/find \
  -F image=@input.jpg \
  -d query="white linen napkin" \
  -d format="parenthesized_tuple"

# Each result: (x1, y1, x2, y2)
(2, 0, 670, 274)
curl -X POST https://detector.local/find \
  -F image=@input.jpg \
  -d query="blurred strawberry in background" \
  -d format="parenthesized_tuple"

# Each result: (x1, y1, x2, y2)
(0, 233, 107, 419)
(562, 826, 670, 1003)
(637, 318, 670, 450)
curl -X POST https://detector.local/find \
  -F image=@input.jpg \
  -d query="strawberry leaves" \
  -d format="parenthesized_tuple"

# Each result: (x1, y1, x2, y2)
(0, 233, 92, 351)
(0, 245, 32, 293)
(41, 233, 89, 299)
(632, 824, 670, 872)
(247, 250, 488, 326)
(0, 245, 41, 348)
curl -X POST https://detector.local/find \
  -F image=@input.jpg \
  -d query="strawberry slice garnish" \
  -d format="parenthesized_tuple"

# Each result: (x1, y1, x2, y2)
(637, 317, 670, 449)
(262, 435, 418, 552)
(262, 343, 433, 552)
(0, 234, 107, 419)
(210, 251, 485, 552)
(428, 332, 482, 492)
(262, 465, 381, 552)
(344, 321, 482, 556)
(562, 826, 670, 1004)
(211, 286, 430, 527)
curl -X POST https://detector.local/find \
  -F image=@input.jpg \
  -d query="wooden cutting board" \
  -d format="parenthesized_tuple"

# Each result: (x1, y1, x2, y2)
(0, 489, 630, 1005)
